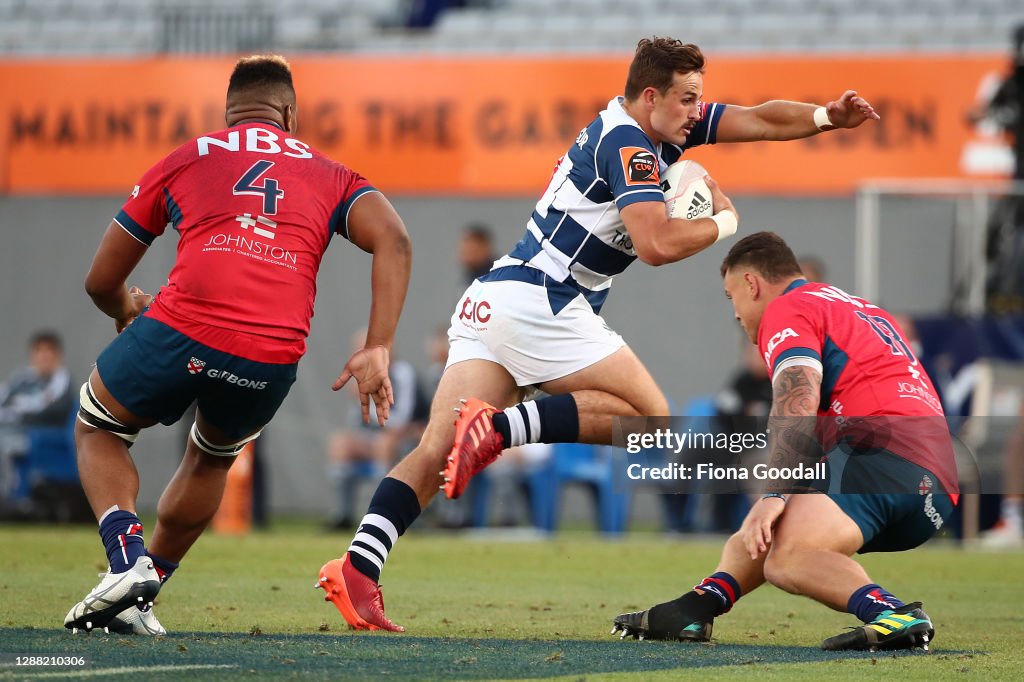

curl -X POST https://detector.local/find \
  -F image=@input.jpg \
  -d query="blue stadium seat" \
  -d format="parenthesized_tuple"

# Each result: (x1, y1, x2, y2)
(657, 395, 719, 533)
(13, 401, 79, 502)
(526, 442, 630, 535)
(464, 472, 494, 529)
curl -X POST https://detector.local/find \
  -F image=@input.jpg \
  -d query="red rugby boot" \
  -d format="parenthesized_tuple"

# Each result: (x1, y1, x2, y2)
(316, 555, 404, 632)
(442, 398, 504, 499)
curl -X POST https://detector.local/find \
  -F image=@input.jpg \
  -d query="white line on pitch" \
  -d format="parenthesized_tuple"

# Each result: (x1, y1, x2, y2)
(12, 664, 237, 678)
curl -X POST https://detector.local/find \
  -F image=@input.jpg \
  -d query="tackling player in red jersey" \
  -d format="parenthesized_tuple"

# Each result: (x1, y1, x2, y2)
(63, 55, 411, 636)
(613, 232, 957, 652)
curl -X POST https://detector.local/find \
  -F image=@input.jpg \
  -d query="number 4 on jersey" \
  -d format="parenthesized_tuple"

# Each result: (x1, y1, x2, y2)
(233, 160, 284, 215)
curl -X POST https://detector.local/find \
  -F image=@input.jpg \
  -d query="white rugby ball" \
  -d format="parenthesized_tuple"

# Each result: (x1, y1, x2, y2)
(662, 160, 713, 220)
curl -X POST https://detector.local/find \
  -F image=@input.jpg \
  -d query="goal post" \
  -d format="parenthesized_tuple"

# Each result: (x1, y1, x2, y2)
(855, 178, 1024, 315)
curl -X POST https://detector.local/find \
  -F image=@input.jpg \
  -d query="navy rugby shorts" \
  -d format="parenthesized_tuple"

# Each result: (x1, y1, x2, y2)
(817, 442, 955, 553)
(96, 315, 297, 440)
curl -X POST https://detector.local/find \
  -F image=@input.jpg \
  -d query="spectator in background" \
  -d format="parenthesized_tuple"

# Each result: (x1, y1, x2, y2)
(797, 255, 827, 283)
(981, 402, 1024, 548)
(419, 324, 474, 528)
(968, 23, 1024, 311)
(326, 329, 424, 531)
(0, 330, 73, 428)
(0, 331, 73, 501)
(424, 320, 548, 530)
(458, 222, 496, 286)
(709, 341, 771, 533)
(968, 23, 1024, 182)
(421, 324, 451, 397)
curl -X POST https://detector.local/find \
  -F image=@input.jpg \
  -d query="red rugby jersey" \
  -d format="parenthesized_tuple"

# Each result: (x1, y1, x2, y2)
(758, 280, 957, 495)
(115, 122, 376, 363)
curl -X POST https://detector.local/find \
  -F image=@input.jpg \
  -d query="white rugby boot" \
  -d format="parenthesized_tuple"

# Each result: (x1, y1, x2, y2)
(64, 556, 161, 633)
(108, 604, 167, 636)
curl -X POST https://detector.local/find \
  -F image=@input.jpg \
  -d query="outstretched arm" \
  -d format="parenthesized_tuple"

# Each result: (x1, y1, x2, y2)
(716, 90, 879, 142)
(333, 191, 412, 425)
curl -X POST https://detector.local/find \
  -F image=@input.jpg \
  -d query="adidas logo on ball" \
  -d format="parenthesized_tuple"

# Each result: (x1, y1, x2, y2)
(686, 191, 712, 219)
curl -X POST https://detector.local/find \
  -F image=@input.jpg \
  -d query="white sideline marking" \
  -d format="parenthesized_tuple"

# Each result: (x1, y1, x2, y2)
(14, 664, 236, 678)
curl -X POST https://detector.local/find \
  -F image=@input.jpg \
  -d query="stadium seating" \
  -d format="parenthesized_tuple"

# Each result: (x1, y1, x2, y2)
(0, 0, 1020, 55)
(12, 401, 79, 503)
(526, 442, 630, 535)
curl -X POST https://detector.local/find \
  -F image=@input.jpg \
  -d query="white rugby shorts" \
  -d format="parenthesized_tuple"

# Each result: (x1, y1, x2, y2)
(445, 278, 625, 386)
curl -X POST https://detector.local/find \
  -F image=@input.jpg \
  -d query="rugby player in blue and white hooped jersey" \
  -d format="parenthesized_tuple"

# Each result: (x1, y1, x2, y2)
(316, 37, 880, 632)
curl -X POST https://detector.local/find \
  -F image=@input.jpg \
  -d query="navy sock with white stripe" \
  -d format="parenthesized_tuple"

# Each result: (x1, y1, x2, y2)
(848, 584, 905, 623)
(98, 508, 146, 574)
(491, 394, 579, 447)
(346, 477, 421, 583)
(146, 550, 179, 584)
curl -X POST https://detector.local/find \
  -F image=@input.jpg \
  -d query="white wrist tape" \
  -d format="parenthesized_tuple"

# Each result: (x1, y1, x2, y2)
(813, 106, 834, 131)
(711, 211, 738, 242)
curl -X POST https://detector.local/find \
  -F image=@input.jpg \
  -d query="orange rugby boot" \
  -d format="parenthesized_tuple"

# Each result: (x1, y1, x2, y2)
(316, 555, 404, 632)
(442, 398, 505, 499)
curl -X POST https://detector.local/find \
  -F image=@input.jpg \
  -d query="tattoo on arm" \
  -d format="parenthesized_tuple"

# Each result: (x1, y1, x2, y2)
(766, 365, 823, 493)
(770, 365, 821, 418)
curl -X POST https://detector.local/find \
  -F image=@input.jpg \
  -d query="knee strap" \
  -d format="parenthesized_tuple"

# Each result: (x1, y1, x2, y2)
(189, 421, 262, 457)
(78, 381, 140, 444)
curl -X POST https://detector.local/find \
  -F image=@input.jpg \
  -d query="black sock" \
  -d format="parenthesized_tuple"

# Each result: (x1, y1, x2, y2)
(647, 591, 723, 638)
(492, 394, 579, 447)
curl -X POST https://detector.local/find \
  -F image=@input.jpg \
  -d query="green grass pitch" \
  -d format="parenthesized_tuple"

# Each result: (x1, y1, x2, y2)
(1, 522, 1022, 680)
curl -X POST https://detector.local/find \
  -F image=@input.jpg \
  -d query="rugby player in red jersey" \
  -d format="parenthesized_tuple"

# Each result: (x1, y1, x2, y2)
(613, 232, 957, 651)
(64, 55, 411, 635)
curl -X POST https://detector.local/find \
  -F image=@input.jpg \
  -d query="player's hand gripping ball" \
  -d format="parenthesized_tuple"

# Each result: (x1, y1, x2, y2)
(662, 160, 713, 220)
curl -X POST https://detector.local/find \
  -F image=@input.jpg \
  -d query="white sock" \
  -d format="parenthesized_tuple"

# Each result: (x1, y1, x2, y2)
(97, 504, 120, 525)
(500, 401, 541, 447)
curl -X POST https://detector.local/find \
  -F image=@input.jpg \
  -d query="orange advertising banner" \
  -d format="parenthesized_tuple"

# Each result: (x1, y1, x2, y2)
(0, 54, 1007, 195)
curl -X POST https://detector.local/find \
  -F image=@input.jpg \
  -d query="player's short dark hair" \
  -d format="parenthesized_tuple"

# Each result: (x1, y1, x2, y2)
(625, 38, 705, 100)
(227, 55, 295, 97)
(720, 232, 803, 282)
(29, 329, 63, 352)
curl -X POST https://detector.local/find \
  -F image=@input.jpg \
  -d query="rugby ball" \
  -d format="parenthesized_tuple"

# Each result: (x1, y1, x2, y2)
(662, 160, 713, 220)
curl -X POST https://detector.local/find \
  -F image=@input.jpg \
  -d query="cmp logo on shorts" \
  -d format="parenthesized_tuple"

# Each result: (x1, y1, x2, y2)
(620, 147, 659, 185)
(186, 357, 206, 375)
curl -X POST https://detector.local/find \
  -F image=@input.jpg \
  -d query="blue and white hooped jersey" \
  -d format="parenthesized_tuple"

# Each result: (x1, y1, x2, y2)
(485, 96, 726, 314)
